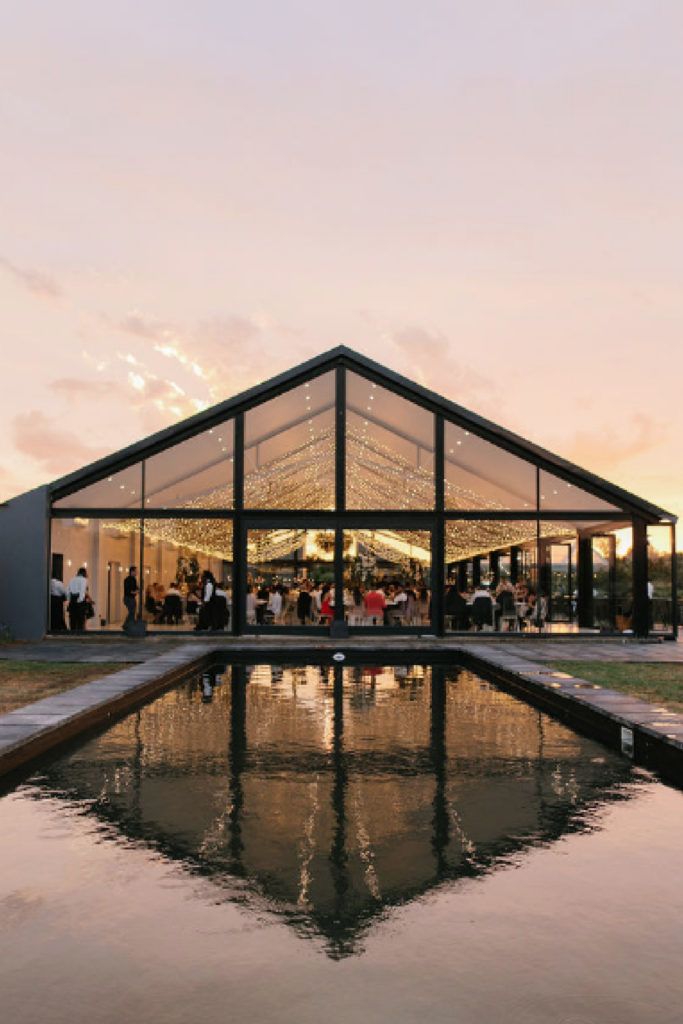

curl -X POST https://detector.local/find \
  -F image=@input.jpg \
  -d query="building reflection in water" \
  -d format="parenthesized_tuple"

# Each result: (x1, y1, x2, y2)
(28, 663, 635, 957)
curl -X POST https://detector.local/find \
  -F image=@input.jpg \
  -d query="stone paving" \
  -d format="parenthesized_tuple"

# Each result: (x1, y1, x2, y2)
(1, 634, 681, 664)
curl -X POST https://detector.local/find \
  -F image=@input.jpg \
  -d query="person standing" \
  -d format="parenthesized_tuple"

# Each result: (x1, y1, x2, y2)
(123, 566, 139, 632)
(196, 570, 216, 631)
(50, 574, 67, 631)
(67, 567, 88, 631)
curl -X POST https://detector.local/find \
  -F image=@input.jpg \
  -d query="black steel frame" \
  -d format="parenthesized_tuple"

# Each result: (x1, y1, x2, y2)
(46, 350, 677, 639)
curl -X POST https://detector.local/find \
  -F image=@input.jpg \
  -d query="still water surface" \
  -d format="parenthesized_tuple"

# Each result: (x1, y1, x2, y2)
(1, 663, 682, 1023)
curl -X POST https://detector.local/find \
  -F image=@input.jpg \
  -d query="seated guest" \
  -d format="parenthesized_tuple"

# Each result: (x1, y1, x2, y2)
(145, 584, 161, 621)
(246, 585, 258, 625)
(320, 586, 334, 625)
(445, 583, 469, 631)
(364, 586, 386, 626)
(256, 583, 269, 624)
(268, 585, 284, 623)
(496, 580, 516, 631)
(162, 582, 183, 625)
(186, 586, 200, 618)
(296, 582, 313, 625)
(470, 583, 495, 631)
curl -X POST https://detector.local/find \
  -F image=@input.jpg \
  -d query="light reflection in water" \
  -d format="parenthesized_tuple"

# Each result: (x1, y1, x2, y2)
(20, 663, 638, 958)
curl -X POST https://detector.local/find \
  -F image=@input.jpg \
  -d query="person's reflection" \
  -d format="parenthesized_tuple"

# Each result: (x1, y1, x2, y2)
(201, 672, 214, 703)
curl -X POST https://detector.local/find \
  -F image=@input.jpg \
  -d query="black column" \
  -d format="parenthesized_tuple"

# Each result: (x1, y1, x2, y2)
(632, 517, 649, 638)
(510, 546, 520, 585)
(607, 533, 617, 629)
(577, 535, 594, 628)
(490, 551, 500, 588)
(671, 523, 679, 639)
(432, 416, 445, 636)
(472, 557, 481, 587)
(232, 413, 245, 636)
(331, 366, 349, 637)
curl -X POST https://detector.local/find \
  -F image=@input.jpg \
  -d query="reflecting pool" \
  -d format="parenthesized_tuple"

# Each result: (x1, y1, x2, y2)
(1, 663, 682, 1024)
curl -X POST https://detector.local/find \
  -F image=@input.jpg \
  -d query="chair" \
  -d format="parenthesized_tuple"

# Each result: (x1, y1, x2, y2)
(471, 595, 494, 630)
(162, 594, 183, 625)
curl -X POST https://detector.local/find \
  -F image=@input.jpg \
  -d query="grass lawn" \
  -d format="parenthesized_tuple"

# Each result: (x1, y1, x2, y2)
(0, 661, 132, 715)
(549, 661, 683, 713)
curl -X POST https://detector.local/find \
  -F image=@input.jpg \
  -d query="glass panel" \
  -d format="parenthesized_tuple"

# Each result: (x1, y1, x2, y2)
(539, 470, 621, 512)
(535, 521, 632, 634)
(143, 519, 233, 631)
(50, 517, 142, 630)
(648, 524, 674, 633)
(444, 520, 538, 633)
(246, 529, 335, 626)
(346, 372, 434, 510)
(53, 464, 142, 510)
(342, 529, 431, 626)
(590, 535, 616, 630)
(445, 422, 536, 510)
(244, 372, 335, 509)
(144, 422, 234, 510)
(615, 528, 634, 632)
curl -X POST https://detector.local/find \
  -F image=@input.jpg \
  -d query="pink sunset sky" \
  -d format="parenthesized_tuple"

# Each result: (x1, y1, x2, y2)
(1, 2, 681, 534)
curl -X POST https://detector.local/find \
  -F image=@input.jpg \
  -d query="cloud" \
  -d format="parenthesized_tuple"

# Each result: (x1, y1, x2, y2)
(391, 325, 498, 404)
(116, 309, 298, 402)
(50, 377, 128, 400)
(12, 411, 107, 475)
(561, 413, 668, 469)
(0, 257, 62, 298)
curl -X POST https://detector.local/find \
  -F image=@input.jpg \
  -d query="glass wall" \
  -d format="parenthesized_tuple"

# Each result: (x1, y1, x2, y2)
(144, 422, 234, 510)
(647, 524, 675, 633)
(343, 529, 431, 626)
(445, 423, 536, 511)
(53, 465, 142, 510)
(346, 373, 434, 509)
(246, 529, 335, 626)
(142, 519, 233, 631)
(539, 471, 619, 512)
(50, 518, 143, 630)
(444, 520, 538, 632)
(48, 362, 666, 636)
(244, 373, 335, 509)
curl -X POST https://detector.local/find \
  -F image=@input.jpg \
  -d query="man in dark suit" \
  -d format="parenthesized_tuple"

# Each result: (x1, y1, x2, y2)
(123, 566, 139, 632)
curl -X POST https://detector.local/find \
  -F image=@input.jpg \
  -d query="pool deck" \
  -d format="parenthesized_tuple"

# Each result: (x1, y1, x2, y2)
(0, 635, 682, 784)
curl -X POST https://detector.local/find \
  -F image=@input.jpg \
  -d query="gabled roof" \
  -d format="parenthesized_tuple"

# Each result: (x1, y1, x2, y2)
(48, 345, 675, 521)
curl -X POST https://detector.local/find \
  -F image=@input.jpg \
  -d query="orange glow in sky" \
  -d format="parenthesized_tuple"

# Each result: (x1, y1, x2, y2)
(1, 4, 681, 545)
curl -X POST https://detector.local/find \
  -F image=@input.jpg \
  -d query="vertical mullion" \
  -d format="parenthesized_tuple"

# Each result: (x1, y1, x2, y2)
(333, 365, 346, 632)
(631, 516, 649, 637)
(535, 466, 541, 632)
(139, 460, 146, 623)
(433, 415, 445, 635)
(335, 364, 346, 513)
(233, 413, 245, 635)
(671, 522, 678, 640)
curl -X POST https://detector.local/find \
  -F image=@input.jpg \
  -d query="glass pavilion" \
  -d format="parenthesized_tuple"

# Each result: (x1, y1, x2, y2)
(47, 346, 677, 637)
